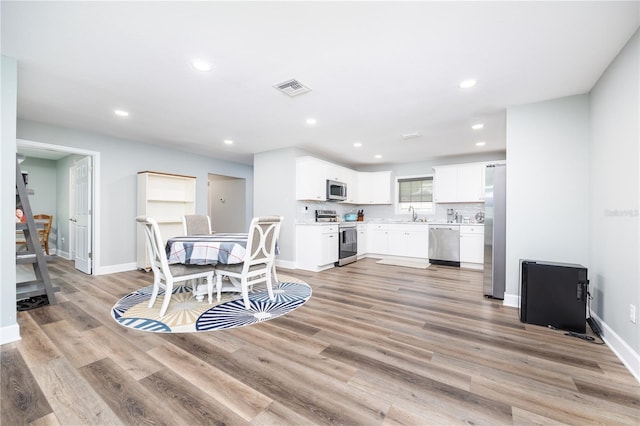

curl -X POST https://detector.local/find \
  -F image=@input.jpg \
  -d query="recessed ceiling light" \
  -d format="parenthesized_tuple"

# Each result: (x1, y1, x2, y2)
(114, 109, 129, 117)
(223, 140, 233, 145)
(471, 123, 484, 130)
(374, 154, 382, 159)
(459, 79, 477, 89)
(476, 141, 486, 147)
(306, 118, 317, 125)
(353, 142, 362, 148)
(192, 60, 212, 72)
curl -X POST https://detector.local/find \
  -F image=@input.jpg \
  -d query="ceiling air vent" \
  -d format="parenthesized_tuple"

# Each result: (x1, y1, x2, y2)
(401, 132, 422, 140)
(273, 79, 311, 97)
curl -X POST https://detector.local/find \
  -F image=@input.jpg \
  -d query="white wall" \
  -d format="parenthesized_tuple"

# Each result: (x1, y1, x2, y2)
(505, 95, 590, 301)
(589, 31, 639, 365)
(253, 147, 303, 266)
(17, 119, 254, 270)
(1, 55, 19, 341)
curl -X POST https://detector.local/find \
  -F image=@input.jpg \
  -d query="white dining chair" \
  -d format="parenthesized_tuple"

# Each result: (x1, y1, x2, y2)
(214, 216, 283, 309)
(182, 215, 212, 235)
(136, 216, 214, 317)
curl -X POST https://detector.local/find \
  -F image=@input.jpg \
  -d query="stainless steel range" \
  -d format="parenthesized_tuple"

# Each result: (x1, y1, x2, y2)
(315, 210, 357, 267)
(336, 221, 357, 266)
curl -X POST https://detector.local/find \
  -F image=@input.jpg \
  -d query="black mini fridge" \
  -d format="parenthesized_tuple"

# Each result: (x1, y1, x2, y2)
(520, 260, 589, 333)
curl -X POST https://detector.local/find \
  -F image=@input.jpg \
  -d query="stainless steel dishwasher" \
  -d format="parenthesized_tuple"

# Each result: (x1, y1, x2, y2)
(428, 225, 461, 266)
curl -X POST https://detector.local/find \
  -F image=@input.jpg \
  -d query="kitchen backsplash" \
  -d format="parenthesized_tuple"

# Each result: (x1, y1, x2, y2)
(434, 203, 485, 223)
(295, 201, 484, 224)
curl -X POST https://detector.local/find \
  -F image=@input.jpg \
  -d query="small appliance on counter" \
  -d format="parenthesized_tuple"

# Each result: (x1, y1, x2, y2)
(315, 209, 338, 222)
(344, 213, 357, 221)
(447, 208, 455, 223)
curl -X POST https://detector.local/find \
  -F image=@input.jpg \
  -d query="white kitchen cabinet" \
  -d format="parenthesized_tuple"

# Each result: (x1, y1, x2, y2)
(357, 171, 392, 204)
(460, 225, 484, 268)
(339, 167, 358, 204)
(387, 224, 429, 259)
(356, 223, 367, 256)
(433, 163, 485, 203)
(296, 156, 358, 203)
(137, 171, 196, 270)
(295, 157, 326, 201)
(366, 223, 389, 255)
(457, 163, 485, 202)
(295, 224, 338, 271)
(432, 166, 458, 203)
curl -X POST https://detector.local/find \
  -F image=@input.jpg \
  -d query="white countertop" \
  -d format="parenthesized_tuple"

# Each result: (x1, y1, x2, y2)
(429, 222, 484, 226)
(295, 220, 484, 226)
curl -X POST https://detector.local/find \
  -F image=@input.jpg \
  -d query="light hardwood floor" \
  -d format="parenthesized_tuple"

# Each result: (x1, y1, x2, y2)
(2, 256, 639, 425)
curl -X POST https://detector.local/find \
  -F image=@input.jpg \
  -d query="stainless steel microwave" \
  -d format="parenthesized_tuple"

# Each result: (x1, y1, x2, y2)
(326, 179, 347, 201)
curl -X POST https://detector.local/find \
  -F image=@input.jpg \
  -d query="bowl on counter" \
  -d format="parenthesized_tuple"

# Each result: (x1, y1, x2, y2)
(344, 213, 357, 221)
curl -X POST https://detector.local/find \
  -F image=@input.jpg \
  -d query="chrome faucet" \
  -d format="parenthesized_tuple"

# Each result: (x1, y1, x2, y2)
(409, 205, 417, 222)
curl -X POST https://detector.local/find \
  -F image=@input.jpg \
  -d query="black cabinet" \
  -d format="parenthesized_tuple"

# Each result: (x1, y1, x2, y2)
(520, 260, 588, 333)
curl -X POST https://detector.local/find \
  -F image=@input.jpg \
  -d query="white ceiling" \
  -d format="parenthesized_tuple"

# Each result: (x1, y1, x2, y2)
(3, 2, 638, 167)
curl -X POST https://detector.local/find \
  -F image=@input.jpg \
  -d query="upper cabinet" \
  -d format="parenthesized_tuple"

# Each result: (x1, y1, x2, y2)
(296, 156, 390, 205)
(433, 163, 485, 203)
(357, 171, 392, 204)
(295, 157, 326, 201)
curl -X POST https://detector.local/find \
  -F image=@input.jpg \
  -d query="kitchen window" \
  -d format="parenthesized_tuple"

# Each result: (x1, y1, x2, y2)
(396, 175, 434, 214)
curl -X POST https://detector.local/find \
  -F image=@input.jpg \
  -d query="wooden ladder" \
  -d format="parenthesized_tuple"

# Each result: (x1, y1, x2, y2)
(15, 157, 58, 304)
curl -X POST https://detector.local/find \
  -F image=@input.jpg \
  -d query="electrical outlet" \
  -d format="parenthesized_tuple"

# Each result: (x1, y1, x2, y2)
(630, 304, 637, 324)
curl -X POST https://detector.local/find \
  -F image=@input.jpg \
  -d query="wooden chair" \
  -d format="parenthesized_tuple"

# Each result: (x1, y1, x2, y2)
(214, 216, 282, 309)
(136, 216, 214, 317)
(16, 214, 53, 255)
(34, 214, 53, 255)
(182, 214, 213, 235)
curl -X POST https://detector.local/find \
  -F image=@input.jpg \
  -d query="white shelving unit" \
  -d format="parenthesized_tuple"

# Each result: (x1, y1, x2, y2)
(136, 171, 196, 270)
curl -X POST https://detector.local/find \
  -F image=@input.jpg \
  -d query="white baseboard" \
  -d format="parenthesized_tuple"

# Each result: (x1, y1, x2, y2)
(593, 313, 640, 383)
(276, 259, 296, 270)
(503, 293, 520, 308)
(1, 323, 21, 345)
(55, 249, 70, 259)
(96, 262, 137, 275)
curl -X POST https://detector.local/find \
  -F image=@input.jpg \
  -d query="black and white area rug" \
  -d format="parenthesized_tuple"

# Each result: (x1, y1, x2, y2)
(111, 274, 312, 333)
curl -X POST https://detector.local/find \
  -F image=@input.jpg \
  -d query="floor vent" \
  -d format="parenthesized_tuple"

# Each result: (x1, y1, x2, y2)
(273, 79, 311, 97)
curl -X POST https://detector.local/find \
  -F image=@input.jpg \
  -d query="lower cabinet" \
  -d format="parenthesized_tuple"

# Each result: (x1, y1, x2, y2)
(356, 223, 367, 256)
(460, 225, 484, 268)
(366, 224, 389, 255)
(387, 224, 429, 259)
(296, 224, 338, 271)
(366, 223, 429, 259)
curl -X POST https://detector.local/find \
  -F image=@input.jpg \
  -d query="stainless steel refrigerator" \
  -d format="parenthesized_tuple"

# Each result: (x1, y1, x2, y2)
(483, 164, 506, 299)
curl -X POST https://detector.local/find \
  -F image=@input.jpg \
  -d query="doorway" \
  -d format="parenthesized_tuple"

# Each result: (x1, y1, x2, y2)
(208, 174, 246, 233)
(17, 139, 100, 275)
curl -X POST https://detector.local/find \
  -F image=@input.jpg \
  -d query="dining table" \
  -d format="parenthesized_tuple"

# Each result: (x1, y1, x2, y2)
(165, 233, 251, 301)
(165, 233, 249, 266)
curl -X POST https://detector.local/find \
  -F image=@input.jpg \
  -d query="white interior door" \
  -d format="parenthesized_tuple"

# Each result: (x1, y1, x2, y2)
(70, 156, 92, 274)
